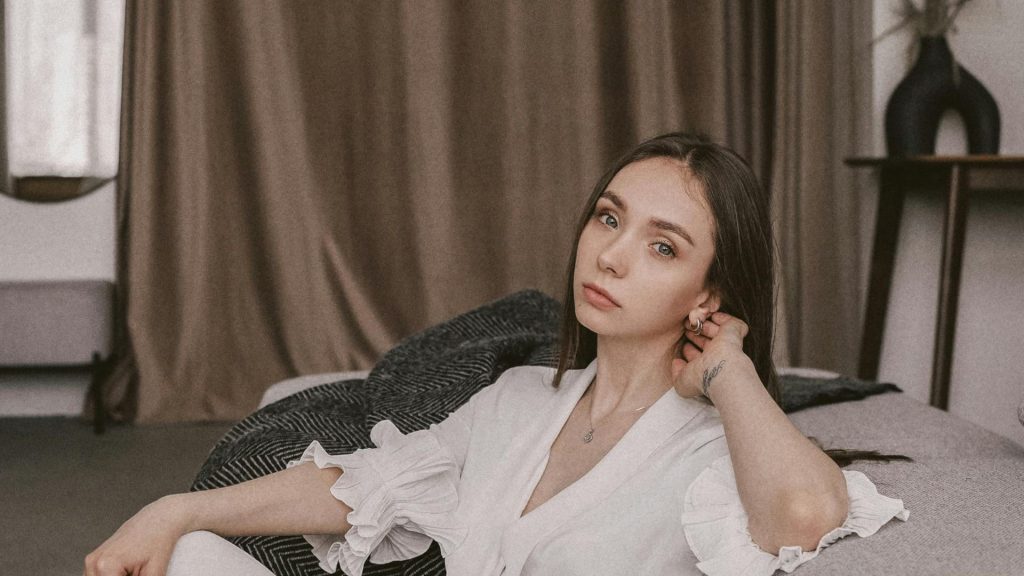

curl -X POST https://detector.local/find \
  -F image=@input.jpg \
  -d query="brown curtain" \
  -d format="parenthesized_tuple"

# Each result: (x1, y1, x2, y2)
(772, 0, 874, 372)
(100, 0, 773, 423)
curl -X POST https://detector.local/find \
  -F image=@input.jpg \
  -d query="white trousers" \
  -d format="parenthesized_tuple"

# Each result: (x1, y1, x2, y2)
(167, 531, 278, 576)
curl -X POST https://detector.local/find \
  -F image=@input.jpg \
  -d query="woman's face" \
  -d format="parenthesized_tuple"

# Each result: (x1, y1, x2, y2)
(573, 157, 718, 344)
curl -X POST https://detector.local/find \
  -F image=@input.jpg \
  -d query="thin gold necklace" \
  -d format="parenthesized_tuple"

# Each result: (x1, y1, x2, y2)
(581, 389, 650, 444)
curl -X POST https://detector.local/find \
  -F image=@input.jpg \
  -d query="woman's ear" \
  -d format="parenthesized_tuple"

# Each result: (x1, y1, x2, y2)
(689, 289, 721, 325)
(702, 290, 721, 315)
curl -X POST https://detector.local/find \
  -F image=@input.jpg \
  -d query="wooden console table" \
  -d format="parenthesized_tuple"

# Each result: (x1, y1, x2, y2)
(846, 156, 1024, 410)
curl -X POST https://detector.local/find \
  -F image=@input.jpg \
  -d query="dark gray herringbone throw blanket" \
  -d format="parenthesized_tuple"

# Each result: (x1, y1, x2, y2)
(190, 289, 898, 576)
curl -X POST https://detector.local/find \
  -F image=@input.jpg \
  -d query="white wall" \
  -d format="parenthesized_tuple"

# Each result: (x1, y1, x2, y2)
(0, 182, 116, 281)
(872, 1, 1024, 447)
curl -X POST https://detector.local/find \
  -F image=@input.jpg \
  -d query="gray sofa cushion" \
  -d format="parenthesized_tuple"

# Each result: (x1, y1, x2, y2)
(789, 393, 1024, 575)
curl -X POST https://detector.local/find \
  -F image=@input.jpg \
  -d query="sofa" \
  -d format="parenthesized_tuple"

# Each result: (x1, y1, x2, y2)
(192, 290, 1024, 575)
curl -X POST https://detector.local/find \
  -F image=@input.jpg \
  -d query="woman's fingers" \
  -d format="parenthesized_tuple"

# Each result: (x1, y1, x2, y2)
(84, 498, 182, 576)
(85, 549, 141, 576)
(671, 357, 686, 379)
(708, 311, 748, 338)
(85, 548, 158, 576)
(683, 312, 751, 356)
(84, 552, 118, 576)
(685, 330, 710, 348)
(702, 312, 748, 345)
(682, 341, 702, 362)
(685, 316, 718, 347)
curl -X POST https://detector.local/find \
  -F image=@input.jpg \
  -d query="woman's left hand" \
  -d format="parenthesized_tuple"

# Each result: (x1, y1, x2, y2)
(671, 311, 750, 398)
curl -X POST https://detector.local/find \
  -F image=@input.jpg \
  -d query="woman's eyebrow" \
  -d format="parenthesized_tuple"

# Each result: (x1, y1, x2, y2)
(651, 218, 696, 248)
(601, 190, 696, 247)
(600, 190, 626, 209)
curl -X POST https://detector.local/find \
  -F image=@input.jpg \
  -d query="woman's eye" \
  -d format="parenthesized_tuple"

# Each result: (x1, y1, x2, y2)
(598, 212, 618, 229)
(654, 242, 675, 257)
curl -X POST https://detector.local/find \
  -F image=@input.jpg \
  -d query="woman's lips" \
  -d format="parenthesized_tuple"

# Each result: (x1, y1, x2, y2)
(582, 284, 621, 310)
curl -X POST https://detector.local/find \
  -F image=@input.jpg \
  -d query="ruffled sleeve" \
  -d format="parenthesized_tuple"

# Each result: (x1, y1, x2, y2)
(679, 454, 909, 576)
(287, 420, 468, 576)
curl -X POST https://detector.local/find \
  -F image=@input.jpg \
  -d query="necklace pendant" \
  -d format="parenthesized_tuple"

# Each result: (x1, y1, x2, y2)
(582, 429, 593, 443)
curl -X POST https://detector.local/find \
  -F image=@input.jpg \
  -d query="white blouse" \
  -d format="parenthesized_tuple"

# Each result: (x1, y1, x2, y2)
(289, 361, 908, 576)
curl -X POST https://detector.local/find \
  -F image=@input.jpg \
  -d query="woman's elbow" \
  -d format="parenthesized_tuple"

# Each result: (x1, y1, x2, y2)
(786, 491, 848, 550)
(754, 489, 849, 553)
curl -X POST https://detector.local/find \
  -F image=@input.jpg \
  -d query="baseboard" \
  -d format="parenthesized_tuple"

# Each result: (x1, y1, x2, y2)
(0, 369, 89, 416)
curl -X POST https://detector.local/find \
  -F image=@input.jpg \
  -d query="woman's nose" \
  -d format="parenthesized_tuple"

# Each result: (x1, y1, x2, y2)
(597, 237, 628, 277)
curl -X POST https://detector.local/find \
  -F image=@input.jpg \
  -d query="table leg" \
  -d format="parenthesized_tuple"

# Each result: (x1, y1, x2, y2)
(930, 164, 969, 410)
(90, 352, 107, 434)
(859, 167, 905, 381)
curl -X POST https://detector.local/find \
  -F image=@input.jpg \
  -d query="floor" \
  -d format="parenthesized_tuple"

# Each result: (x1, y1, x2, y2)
(0, 416, 231, 575)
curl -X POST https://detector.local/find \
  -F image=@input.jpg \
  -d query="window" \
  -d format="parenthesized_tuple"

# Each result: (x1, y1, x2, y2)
(4, 0, 125, 200)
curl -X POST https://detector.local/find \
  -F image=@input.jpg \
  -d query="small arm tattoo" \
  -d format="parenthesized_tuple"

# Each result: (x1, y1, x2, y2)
(701, 360, 726, 398)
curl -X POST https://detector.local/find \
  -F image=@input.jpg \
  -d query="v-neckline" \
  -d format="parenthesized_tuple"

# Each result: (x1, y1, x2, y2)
(494, 361, 708, 576)
(515, 364, 673, 521)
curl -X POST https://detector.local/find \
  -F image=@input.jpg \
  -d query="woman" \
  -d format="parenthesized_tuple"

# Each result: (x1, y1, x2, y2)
(85, 133, 907, 576)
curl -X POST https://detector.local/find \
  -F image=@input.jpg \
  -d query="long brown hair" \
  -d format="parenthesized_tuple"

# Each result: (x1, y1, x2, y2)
(552, 132, 910, 468)
(553, 133, 777, 399)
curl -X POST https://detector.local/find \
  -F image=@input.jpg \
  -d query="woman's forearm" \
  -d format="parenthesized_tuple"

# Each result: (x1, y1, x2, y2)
(85, 462, 352, 576)
(176, 462, 351, 537)
(706, 355, 848, 553)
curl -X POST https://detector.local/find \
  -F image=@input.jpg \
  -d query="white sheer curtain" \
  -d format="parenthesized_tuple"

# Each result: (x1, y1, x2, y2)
(4, 0, 124, 178)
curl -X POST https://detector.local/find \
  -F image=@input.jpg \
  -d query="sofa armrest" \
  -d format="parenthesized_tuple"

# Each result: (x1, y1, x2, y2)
(258, 371, 370, 409)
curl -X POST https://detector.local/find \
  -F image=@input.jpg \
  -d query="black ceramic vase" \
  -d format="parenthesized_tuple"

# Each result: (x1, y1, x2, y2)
(885, 36, 1000, 156)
